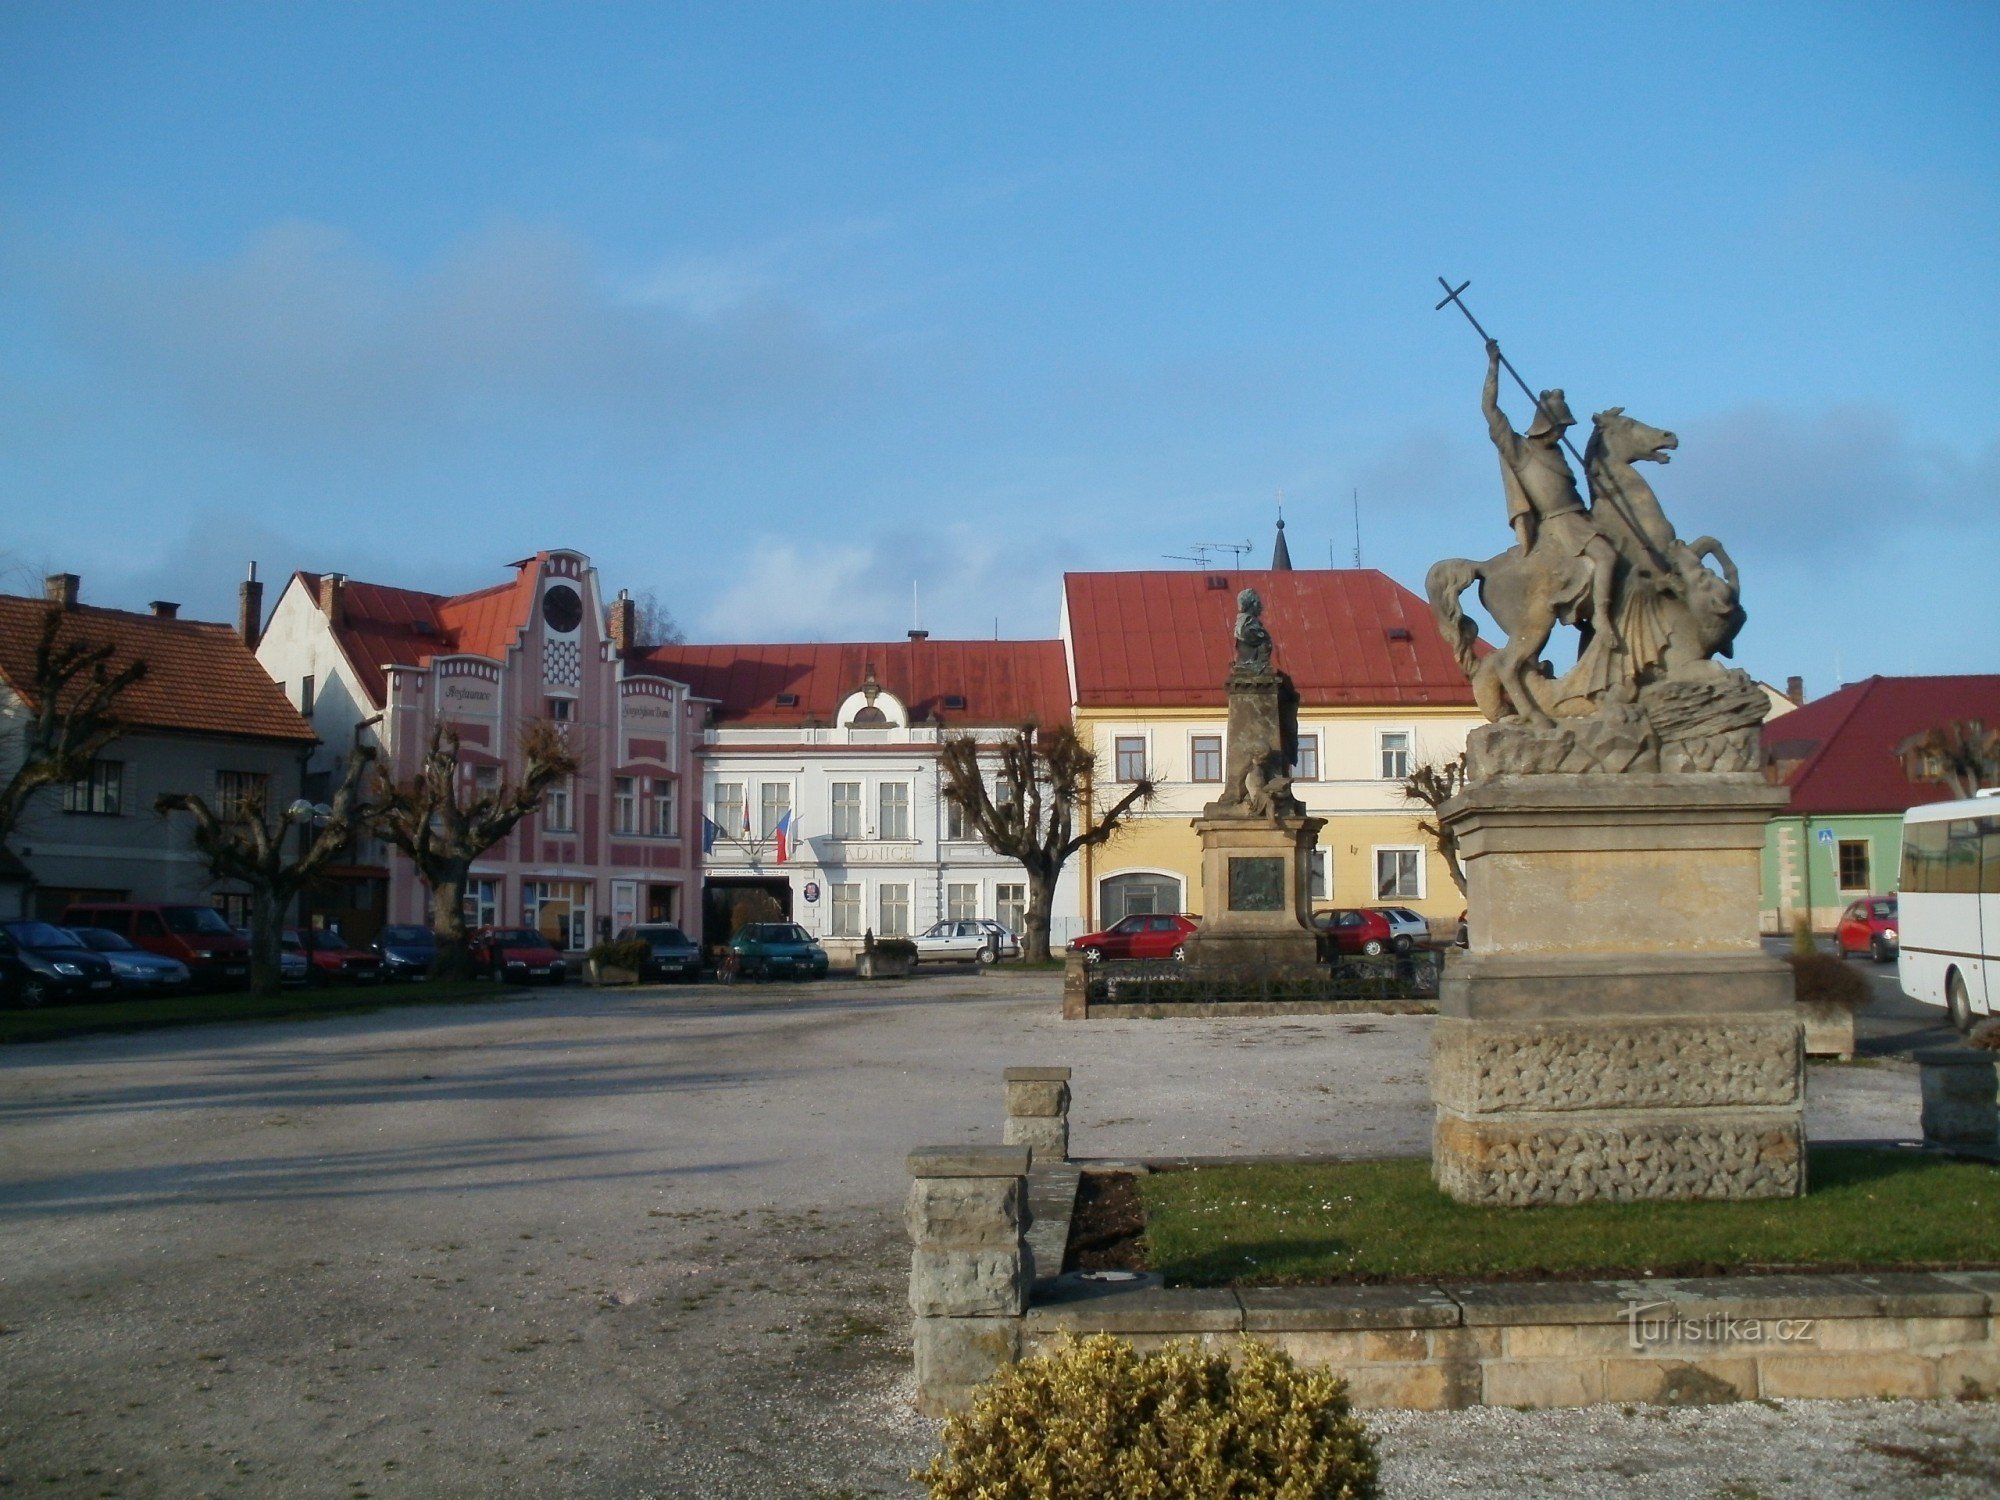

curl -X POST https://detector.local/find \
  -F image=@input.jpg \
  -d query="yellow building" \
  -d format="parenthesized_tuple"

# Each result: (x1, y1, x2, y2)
(1060, 564, 1485, 934)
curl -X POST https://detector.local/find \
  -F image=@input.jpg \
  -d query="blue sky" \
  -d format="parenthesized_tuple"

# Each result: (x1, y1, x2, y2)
(2, 2, 1995, 693)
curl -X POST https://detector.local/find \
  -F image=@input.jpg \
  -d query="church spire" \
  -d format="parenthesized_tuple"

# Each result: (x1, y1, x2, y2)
(1271, 505, 1293, 571)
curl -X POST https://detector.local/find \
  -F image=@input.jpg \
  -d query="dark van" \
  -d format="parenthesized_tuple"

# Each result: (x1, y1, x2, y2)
(61, 902, 252, 990)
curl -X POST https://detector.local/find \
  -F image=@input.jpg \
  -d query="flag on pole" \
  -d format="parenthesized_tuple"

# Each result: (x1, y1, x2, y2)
(739, 796, 752, 839)
(702, 816, 719, 855)
(773, 807, 794, 864)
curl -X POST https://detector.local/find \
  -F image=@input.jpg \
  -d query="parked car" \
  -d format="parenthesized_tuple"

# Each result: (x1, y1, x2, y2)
(911, 918, 1021, 965)
(285, 927, 382, 985)
(1370, 907, 1431, 953)
(723, 922, 829, 982)
(61, 902, 252, 990)
(1068, 913, 1201, 964)
(468, 927, 568, 984)
(615, 924, 703, 983)
(1313, 908, 1398, 958)
(373, 924, 437, 981)
(1835, 896, 1899, 962)
(0, 920, 119, 1006)
(63, 925, 192, 995)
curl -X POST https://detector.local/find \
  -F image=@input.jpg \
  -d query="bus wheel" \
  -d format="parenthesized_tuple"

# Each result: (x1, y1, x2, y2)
(1946, 970, 1974, 1035)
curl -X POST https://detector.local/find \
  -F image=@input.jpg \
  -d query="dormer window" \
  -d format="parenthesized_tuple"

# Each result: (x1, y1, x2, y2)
(548, 697, 574, 722)
(849, 704, 888, 726)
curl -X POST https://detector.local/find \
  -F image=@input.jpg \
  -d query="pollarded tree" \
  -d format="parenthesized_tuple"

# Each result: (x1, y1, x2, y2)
(1400, 753, 1469, 897)
(155, 744, 378, 996)
(938, 725, 1155, 963)
(370, 719, 581, 979)
(0, 604, 147, 844)
(1897, 720, 2000, 800)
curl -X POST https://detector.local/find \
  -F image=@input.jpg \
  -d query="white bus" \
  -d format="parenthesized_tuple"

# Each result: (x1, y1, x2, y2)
(1898, 792, 2000, 1032)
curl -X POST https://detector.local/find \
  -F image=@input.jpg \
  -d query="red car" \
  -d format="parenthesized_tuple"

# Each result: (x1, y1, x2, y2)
(468, 927, 568, 984)
(284, 927, 382, 984)
(1069, 913, 1200, 963)
(1835, 896, 1899, 963)
(1313, 908, 1397, 957)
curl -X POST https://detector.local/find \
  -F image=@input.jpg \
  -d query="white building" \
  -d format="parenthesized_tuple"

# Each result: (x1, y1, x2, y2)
(640, 635, 1082, 958)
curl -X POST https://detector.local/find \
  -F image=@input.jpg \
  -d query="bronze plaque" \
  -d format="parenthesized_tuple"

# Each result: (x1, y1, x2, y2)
(1228, 856, 1286, 912)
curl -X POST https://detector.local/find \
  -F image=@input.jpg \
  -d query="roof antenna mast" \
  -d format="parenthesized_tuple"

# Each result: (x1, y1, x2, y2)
(1352, 488, 1362, 568)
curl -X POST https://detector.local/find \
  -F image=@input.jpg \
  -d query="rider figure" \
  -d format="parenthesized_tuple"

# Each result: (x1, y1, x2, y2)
(1482, 340, 1623, 652)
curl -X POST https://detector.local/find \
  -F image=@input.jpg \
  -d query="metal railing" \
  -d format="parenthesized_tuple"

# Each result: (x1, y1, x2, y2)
(1088, 950, 1444, 1006)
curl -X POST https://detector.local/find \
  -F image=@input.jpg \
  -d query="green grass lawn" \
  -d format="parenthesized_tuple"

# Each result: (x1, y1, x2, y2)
(1136, 1148, 2000, 1285)
(0, 976, 527, 1045)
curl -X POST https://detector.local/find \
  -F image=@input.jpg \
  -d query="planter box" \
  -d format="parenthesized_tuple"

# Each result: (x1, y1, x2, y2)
(1916, 1047, 2000, 1146)
(1799, 999, 1858, 1061)
(585, 960, 639, 987)
(855, 952, 913, 979)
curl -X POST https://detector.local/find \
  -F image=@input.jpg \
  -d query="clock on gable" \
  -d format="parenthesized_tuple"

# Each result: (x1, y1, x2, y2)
(541, 583, 583, 635)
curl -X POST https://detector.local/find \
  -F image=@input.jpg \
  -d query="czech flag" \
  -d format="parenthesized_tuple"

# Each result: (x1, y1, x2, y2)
(773, 807, 794, 864)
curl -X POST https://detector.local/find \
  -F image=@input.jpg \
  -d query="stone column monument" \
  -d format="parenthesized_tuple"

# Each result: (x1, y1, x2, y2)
(1180, 590, 1325, 976)
(1420, 340, 1800, 1205)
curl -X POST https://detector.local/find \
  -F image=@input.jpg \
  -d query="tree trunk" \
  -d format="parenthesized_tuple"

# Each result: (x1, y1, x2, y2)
(1022, 865, 1058, 964)
(248, 885, 287, 998)
(429, 864, 474, 980)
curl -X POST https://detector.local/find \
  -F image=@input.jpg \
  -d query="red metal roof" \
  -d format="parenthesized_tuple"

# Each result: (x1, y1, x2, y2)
(1761, 674, 2000, 815)
(1063, 569, 1481, 708)
(636, 640, 1072, 728)
(296, 563, 544, 707)
(0, 594, 316, 745)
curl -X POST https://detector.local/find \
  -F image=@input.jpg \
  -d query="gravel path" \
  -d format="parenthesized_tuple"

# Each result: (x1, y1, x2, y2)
(0, 973, 1990, 1498)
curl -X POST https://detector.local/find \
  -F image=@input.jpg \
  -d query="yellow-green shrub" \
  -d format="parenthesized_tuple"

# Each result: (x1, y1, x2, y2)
(915, 1334, 1378, 1500)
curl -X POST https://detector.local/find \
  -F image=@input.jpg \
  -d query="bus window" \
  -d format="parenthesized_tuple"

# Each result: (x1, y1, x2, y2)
(1902, 820, 1948, 892)
(1983, 817, 2000, 897)
(1945, 820, 1982, 895)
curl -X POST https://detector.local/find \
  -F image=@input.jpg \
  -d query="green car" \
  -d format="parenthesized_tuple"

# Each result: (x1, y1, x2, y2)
(724, 922, 830, 982)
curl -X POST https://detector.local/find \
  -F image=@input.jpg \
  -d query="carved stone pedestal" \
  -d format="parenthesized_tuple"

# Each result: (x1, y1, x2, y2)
(1432, 773, 1803, 1206)
(1181, 813, 1324, 975)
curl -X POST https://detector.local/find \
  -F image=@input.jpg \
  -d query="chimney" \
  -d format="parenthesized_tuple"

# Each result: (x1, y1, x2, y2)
(44, 573, 79, 609)
(150, 600, 180, 619)
(319, 571, 346, 629)
(1785, 675, 1805, 706)
(608, 588, 637, 653)
(908, 628, 929, 642)
(238, 562, 264, 649)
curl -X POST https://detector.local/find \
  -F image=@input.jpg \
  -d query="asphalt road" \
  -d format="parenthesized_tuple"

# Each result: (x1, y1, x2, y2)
(0, 969, 1991, 1499)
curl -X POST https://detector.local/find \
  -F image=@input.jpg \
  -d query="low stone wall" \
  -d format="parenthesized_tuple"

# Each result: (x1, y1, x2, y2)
(1023, 1270, 2000, 1411)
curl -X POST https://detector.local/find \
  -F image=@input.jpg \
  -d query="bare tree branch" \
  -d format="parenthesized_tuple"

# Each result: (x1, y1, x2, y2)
(1896, 720, 2000, 800)
(1401, 753, 1468, 897)
(0, 604, 148, 843)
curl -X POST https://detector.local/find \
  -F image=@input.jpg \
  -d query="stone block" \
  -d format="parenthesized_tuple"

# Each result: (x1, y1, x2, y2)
(1640, 1274, 1886, 1322)
(1236, 1284, 1460, 1332)
(1005, 1078, 1070, 1117)
(1446, 1281, 1645, 1326)
(1439, 952, 1795, 1020)
(1505, 1323, 1637, 1359)
(1432, 1014, 1801, 1114)
(1481, 1359, 1606, 1409)
(1937, 1270, 2000, 1313)
(1917, 1050, 1999, 1146)
(1003, 1115, 1068, 1165)
(905, 1175, 1027, 1249)
(907, 1145, 1031, 1179)
(1756, 1352, 1936, 1400)
(1427, 1326, 1505, 1361)
(1062, 956, 1089, 1020)
(1338, 1361, 1472, 1412)
(1601, 1358, 1756, 1405)
(1810, 1316, 1989, 1353)
(1825, 1272, 1991, 1320)
(1939, 1347, 2000, 1400)
(910, 1246, 1032, 1318)
(913, 1317, 1020, 1413)
(1798, 999, 1856, 1059)
(1025, 1285, 1241, 1335)
(1263, 1329, 1379, 1367)
(1434, 1112, 1804, 1206)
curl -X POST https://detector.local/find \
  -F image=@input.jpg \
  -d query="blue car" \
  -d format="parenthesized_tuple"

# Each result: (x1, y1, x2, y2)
(65, 925, 192, 994)
(374, 924, 437, 981)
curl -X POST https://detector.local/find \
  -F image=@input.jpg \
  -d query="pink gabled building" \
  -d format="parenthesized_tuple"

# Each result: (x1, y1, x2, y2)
(255, 550, 701, 951)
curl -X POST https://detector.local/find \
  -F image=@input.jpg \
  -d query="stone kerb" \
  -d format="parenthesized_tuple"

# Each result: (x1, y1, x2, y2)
(1003, 1066, 1071, 1165)
(1916, 1048, 2000, 1147)
(907, 1145, 1033, 1415)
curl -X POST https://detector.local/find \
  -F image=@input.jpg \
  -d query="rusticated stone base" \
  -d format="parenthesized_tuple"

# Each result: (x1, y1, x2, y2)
(1434, 1112, 1805, 1206)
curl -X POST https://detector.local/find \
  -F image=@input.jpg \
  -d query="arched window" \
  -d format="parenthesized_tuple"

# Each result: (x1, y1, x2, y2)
(1099, 872, 1183, 927)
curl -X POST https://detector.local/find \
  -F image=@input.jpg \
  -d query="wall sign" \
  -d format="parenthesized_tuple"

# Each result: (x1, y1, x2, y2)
(802, 881, 822, 904)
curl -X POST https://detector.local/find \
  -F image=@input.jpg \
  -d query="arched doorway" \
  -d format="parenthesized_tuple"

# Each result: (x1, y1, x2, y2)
(1098, 871, 1184, 927)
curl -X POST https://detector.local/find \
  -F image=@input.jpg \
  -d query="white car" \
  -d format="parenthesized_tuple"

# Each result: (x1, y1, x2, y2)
(912, 919, 1021, 965)
(1369, 907, 1431, 953)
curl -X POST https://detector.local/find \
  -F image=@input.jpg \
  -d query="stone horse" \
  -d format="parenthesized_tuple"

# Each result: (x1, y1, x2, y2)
(1425, 544, 1599, 727)
(1583, 407, 1746, 683)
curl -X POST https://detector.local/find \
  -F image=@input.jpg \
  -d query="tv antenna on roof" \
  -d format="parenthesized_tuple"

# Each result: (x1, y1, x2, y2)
(1162, 539, 1251, 568)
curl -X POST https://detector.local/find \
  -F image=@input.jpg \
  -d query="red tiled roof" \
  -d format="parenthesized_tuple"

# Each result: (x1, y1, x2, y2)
(1761, 674, 2000, 815)
(0, 594, 316, 745)
(635, 640, 1071, 728)
(1063, 569, 1482, 708)
(297, 563, 543, 706)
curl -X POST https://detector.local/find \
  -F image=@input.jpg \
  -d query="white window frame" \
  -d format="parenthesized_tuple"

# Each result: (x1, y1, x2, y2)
(612, 776, 638, 835)
(1293, 733, 1320, 782)
(878, 781, 911, 841)
(1373, 845, 1425, 900)
(877, 881, 911, 937)
(945, 798, 969, 841)
(760, 781, 792, 840)
(1189, 734, 1223, 784)
(713, 781, 746, 837)
(543, 777, 575, 833)
(995, 883, 1027, 936)
(946, 881, 980, 922)
(829, 882, 862, 937)
(1309, 848, 1329, 902)
(650, 778, 678, 838)
(830, 781, 863, 840)
(1378, 728, 1414, 782)
(464, 878, 501, 929)
(1114, 734, 1147, 783)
